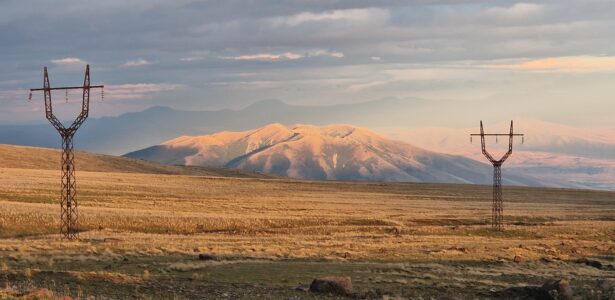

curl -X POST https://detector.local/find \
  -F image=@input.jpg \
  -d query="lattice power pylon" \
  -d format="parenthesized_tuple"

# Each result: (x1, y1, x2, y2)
(29, 65, 104, 240)
(471, 121, 524, 231)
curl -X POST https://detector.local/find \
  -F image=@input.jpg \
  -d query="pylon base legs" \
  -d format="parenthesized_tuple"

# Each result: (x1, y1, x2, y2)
(492, 165, 503, 231)
(60, 133, 78, 240)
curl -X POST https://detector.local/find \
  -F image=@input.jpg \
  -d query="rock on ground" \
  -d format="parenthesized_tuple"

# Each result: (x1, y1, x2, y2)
(497, 278, 574, 300)
(575, 257, 603, 269)
(198, 254, 217, 261)
(309, 275, 353, 296)
(541, 279, 573, 300)
(513, 255, 525, 263)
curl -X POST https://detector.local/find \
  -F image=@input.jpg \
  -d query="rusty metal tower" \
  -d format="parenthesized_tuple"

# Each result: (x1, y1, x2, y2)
(29, 65, 104, 239)
(471, 121, 524, 230)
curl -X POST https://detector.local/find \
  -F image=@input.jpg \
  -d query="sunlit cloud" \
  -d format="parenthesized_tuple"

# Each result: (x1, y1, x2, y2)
(228, 52, 303, 61)
(50, 57, 85, 66)
(488, 56, 615, 72)
(179, 57, 202, 62)
(270, 8, 389, 27)
(311, 50, 344, 58)
(224, 50, 344, 61)
(482, 3, 544, 21)
(122, 58, 151, 67)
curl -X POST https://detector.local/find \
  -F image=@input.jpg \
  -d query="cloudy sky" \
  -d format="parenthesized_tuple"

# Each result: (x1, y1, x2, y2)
(1, 0, 614, 126)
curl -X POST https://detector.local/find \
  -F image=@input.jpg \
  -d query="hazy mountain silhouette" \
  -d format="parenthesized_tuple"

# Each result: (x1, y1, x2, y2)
(2, 98, 611, 159)
(0, 98, 443, 155)
(125, 123, 550, 186)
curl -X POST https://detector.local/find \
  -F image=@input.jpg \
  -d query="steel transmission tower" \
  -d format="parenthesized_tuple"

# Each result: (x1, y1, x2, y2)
(471, 121, 524, 230)
(29, 65, 104, 239)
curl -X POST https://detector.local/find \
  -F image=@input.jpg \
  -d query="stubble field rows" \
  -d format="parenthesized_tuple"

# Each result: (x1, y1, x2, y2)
(0, 166, 614, 298)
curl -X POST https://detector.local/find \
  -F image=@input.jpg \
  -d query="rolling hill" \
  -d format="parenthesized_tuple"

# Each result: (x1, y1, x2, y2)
(125, 123, 548, 186)
(0, 144, 273, 178)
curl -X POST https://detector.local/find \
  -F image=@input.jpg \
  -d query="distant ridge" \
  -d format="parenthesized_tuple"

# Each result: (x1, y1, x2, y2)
(0, 144, 274, 178)
(126, 123, 548, 186)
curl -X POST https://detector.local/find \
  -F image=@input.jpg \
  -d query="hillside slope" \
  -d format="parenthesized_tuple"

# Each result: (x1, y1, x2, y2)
(0, 144, 273, 178)
(126, 123, 548, 186)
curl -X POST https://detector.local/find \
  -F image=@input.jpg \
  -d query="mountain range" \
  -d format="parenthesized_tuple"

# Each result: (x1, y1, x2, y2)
(0, 98, 459, 155)
(0, 99, 613, 189)
(125, 123, 548, 186)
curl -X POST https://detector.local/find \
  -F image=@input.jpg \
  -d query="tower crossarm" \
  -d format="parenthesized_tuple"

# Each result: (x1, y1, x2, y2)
(29, 85, 104, 91)
(470, 121, 524, 164)
(29, 65, 103, 132)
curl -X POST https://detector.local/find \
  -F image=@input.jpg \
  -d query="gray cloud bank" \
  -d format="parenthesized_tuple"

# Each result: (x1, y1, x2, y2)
(1, 0, 615, 126)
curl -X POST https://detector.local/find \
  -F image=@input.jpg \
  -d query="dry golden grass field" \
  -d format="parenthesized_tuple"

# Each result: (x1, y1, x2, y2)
(0, 145, 614, 299)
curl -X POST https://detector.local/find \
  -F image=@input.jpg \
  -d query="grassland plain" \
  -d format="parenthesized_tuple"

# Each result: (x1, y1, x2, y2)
(0, 145, 614, 299)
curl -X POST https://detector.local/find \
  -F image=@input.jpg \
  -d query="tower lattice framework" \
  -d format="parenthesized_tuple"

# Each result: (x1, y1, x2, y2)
(471, 121, 524, 230)
(29, 65, 103, 239)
